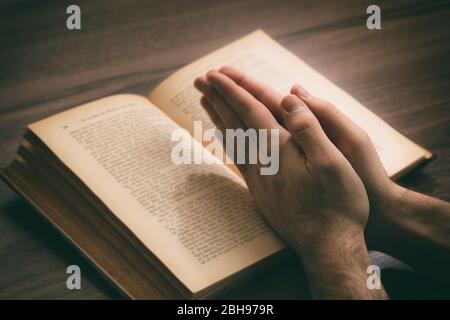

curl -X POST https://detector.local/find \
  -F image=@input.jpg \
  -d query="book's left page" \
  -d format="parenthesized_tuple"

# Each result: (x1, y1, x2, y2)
(28, 94, 284, 294)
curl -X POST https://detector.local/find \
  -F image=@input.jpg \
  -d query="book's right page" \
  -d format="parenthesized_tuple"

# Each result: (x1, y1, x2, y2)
(149, 30, 432, 178)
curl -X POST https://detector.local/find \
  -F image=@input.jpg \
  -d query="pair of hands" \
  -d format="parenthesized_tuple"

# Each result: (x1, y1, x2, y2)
(194, 66, 400, 298)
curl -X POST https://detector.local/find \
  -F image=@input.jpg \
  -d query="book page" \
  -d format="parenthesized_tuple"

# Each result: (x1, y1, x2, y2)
(28, 94, 284, 293)
(148, 30, 432, 178)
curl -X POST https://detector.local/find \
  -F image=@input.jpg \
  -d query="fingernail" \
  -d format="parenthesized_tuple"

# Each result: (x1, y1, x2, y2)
(293, 84, 311, 99)
(282, 94, 306, 113)
(200, 96, 208, 108)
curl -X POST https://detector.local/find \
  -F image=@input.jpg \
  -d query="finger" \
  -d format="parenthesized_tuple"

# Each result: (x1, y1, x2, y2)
(219, 65, 284, 123)
(195, 75, 245, 130)
(200, 96, 225, 133)
(291, 84, 387, 186)
(206, 70, 285, 133)
(281, 94, 336, 161)
(194, 76, 266, 179)
(195, 76, 253, 176)
(291, 84, 364, 145)
(200, 95, 232, 167)
(195, 75, 215, 101)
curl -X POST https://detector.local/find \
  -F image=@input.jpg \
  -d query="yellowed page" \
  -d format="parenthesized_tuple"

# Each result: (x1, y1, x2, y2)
(149, 30, 431, 178)
(28, 94, 284, 294)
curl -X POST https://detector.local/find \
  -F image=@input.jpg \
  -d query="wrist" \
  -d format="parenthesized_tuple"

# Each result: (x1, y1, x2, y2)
(365, 182, 410, 250)
(296, 233, 384, 299)
(293, 227, 370, 276)
(287, 217, 367, 259)
(298, 231, 369, 268)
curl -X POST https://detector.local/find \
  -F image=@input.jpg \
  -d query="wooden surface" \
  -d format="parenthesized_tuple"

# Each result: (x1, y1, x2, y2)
(0, 0, 449, 299)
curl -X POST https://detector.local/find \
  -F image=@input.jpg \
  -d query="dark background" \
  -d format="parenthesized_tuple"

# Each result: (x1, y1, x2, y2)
(0, 0, 449, 299)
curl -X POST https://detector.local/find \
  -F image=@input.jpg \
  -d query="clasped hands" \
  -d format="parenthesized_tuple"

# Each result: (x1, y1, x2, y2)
(194, 66, 400, 299)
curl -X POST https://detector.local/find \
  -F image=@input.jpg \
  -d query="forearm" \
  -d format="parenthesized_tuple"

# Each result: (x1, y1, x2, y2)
(297, 233, 389, 299)
(367, 185, 450, 280)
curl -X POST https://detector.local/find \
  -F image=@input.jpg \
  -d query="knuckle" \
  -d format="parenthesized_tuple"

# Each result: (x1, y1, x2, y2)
(235, 101, 250, 119)
(209, 91, 219, 105)
(359, 128, 371, 142)
(321, 101, 339, 117)
(350, 127, 371, 151)
(253, 87, 269, 102)
(314, 155, 337, 173)
(290, 114, 317, 135)
(235, 74, 248, 87)
(324, 101, 337, 112)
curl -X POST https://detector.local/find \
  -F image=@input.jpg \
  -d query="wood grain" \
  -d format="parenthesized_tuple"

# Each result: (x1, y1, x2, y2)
(0, 0, 449, 299)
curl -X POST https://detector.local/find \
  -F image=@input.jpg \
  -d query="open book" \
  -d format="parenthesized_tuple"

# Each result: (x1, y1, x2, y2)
(1, 30, 433, 299)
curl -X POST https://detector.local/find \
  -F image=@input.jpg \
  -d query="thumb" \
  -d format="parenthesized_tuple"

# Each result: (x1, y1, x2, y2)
(290, 84, 388, 191)
(291, 84, 365, 148)
(281, 94, 335, 161)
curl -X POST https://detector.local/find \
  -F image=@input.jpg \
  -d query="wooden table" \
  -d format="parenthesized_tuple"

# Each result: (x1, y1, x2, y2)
(0, 0, 449, 299)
